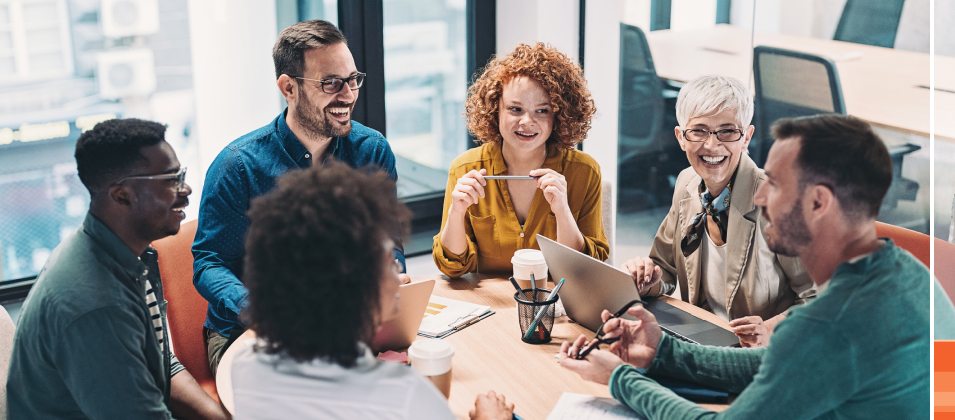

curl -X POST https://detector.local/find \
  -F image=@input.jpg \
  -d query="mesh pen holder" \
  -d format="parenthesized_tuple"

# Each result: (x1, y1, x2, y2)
(515, 289, 558, 344)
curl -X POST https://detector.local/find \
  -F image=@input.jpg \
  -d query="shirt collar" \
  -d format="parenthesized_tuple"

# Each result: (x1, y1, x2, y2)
(82, 212, 149, 281)
(277, 109, 343, 166)
(487, 141, 565, 175)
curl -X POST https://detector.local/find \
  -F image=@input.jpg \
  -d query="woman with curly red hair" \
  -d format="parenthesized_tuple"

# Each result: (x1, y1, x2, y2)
(432, 42, 609, 277)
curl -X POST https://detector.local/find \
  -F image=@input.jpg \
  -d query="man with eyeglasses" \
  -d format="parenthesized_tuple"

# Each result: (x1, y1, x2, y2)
(192, 20, 408, 376)
(8, 119, 230, 419)
(619, 75, 814, 347)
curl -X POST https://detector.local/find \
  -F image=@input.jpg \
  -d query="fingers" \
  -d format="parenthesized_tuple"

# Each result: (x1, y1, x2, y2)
(640, 257, 656, 285)
(737, 334, 758, 347)
(601, 309, 613, 322)
(398, 274, 412, 285)
(728, 316, 762, 327)
(732, 324, 761, 335)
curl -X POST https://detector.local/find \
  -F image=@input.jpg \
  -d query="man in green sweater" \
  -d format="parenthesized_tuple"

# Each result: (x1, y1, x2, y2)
(559, 114, 932, 419)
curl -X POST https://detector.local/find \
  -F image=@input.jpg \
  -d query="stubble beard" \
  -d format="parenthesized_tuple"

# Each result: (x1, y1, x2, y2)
(765, 198, 813, 257)
(295, 87, 354, 139)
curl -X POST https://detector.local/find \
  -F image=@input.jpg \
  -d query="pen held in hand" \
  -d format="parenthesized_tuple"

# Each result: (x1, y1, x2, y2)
(483, 175, 540, 180)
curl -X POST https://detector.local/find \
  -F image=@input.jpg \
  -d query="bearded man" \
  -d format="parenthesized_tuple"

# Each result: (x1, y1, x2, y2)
(192, 20, 407, 376)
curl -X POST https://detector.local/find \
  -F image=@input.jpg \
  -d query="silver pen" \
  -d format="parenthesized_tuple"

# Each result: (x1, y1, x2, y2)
(483, 175, 540, 180)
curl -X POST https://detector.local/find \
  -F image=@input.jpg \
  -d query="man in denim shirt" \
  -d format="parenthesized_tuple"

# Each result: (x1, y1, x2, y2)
(193, 20, 407, 375)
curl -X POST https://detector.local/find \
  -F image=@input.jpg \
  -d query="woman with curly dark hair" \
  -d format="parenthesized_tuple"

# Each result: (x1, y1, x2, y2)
(230, 161, 513, 419)
(433, 42, 609, 278)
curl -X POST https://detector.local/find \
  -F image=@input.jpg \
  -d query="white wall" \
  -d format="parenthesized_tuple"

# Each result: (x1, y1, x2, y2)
(496, 0, 580, 62)
(187, 0, 282, 184)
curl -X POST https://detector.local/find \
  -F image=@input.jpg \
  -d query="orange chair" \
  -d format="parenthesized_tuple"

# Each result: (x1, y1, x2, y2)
(152, 220, 218, 402)
(874, 221, 930, 268)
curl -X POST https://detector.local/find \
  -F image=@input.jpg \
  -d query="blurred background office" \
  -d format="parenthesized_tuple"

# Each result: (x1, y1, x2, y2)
(0, 0, 949, 313)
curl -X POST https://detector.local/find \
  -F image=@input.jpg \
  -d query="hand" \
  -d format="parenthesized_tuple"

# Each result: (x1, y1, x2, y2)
(449, 169, 487, 215)
(600, 306, 662, 369)
(469, 390, 514, 420)
(729, 315, 772, 347)
(530, 169, 571, 217)
(558, 335, 624, 385)
(621, 257, 662, 295)
(398, 273, 412, 285)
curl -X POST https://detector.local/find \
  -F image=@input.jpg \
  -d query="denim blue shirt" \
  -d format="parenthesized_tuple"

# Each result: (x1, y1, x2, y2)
(193, 110, 403, 337)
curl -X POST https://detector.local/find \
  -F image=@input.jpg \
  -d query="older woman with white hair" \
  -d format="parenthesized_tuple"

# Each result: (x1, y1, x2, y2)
(620, 75, 815, 347)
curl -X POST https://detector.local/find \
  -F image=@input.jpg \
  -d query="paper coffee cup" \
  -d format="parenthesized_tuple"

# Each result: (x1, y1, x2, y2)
(408, 339, 454, 398)
(511, 249, 548, 290)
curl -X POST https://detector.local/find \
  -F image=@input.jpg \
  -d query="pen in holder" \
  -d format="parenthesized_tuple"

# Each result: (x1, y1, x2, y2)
(514, 289, 558, 344)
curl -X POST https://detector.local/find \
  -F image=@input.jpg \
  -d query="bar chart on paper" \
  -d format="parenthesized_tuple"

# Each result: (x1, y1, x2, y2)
(937, 342, 955, 419)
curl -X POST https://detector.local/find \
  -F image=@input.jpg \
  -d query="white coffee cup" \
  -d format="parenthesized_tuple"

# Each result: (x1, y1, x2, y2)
(511, 249, 548, 290)
(408, 339, 454, 398)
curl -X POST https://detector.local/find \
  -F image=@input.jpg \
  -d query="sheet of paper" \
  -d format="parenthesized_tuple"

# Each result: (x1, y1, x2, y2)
(418, 295, 491, 337)
(546, 393, 646, 420)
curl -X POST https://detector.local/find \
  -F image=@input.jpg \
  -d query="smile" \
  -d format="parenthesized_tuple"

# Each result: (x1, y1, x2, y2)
(515, 131, 538, 139)
(327, 107, 350, 119)
(701, 155, 727, 165)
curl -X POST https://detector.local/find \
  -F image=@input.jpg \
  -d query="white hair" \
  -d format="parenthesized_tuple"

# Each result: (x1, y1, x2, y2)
(675, 75, 754, 128)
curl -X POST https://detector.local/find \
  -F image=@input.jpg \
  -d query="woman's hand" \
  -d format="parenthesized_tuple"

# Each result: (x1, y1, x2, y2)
(621, 257, 663, 295)
(449, 169, 487, 216)
(531, 168, 571, 217)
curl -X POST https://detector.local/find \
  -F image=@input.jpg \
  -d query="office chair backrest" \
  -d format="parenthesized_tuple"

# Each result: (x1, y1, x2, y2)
(152, 219, 219, 403)
(833, 0, 906, 49)
(752, 46, 845, 165)
(936, 238, 955, 303)
(618, 23, 664, 154)
(601, 180, 614, 266)
(874, 221, 929, 268)
(0, 305, 14, 420)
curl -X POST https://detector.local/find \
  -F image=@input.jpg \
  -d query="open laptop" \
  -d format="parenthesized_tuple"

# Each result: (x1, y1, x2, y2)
(371, 279, 435, 352)
(536, 235, 740, 347)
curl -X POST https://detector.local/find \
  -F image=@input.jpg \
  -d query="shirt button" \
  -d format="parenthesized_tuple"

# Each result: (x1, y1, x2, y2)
(519, 232, 524, 238)
(142, 269, 148, 276)
(305, 153, 311, 159)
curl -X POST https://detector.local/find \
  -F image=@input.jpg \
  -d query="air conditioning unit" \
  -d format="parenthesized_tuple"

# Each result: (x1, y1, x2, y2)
(100, 0, 160, 38)
(96, 49, 156, 99)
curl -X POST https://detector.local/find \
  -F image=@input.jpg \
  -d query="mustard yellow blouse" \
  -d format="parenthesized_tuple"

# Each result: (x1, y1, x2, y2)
(432, 142, 609, 277)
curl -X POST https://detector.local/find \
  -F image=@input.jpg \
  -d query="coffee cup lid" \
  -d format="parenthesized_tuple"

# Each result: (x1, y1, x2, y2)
(408, 338, 454, 359)
(511, 249, 545, 266)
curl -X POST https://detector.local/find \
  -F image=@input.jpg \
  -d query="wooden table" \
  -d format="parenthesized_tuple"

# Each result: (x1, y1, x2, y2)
(217, 274, 732, 419)
(645, 24, 955, 142)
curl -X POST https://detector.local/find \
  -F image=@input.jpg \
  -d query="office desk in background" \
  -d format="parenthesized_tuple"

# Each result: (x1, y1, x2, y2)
(217, 275, 731, 419)
(646, 24, 955, 142)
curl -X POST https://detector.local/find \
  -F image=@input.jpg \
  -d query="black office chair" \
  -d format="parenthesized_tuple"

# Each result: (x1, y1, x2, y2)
(753, 46, 920, 217)
(617, 24, 683, 212)
(833, 0, 906, 49)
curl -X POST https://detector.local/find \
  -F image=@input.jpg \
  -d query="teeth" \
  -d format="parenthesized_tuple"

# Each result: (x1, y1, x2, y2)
(701, 156, 726, 164)
(516, 132, 536, 137)
(328, 108, 349, 115)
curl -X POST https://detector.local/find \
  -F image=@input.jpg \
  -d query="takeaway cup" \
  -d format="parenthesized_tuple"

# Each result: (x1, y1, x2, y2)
(511, 249, 548, 290)
(408, 339, 454, 398)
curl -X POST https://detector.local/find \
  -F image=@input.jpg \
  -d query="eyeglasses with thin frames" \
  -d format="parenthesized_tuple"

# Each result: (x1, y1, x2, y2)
(295, 72, 366, 94)
(575, 299, 646, 360)
(114, 167, 187, 192)
(682, 128, 744, 143)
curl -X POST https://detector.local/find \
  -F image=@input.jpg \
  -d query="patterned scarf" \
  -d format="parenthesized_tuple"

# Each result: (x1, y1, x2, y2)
(680, 178, 733, 257)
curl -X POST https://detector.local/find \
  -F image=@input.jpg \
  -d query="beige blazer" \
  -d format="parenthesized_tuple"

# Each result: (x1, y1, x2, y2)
(644, 154, 815, 321)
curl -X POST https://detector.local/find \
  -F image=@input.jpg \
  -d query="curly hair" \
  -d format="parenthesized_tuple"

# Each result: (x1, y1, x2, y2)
(74, 118, 166, 196)
(465, 42, 595, 149)
(243, 160, 411, 366)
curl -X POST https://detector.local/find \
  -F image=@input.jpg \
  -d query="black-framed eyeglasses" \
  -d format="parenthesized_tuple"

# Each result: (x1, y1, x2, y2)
(575, 299, 646, 360)
(114, 167, 187, 192)
(295, 72, 366, 94)
(682, 128, 744, 143)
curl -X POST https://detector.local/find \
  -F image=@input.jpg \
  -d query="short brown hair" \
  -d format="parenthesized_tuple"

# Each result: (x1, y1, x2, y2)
(243, 161, 411, 366)
(273, 20, 347, 79)
(465, 42, 595, 149)
(772, 114, 892, 219)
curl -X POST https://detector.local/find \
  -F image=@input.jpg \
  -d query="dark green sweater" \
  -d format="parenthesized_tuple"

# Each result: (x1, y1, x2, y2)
(609, 240, 929, 419)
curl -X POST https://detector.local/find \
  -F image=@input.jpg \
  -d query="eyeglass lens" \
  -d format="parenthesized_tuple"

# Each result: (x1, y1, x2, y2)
(323, 74, 365, 94)
(684, 129, 742, 142)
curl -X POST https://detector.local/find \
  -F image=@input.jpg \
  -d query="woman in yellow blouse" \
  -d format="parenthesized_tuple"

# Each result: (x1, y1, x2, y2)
(432, 42, 609, 278)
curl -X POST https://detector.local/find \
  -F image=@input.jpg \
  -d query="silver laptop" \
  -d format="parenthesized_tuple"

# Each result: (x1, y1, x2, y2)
(371, 279, 435, 352)
(537, 235, 740, 347)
